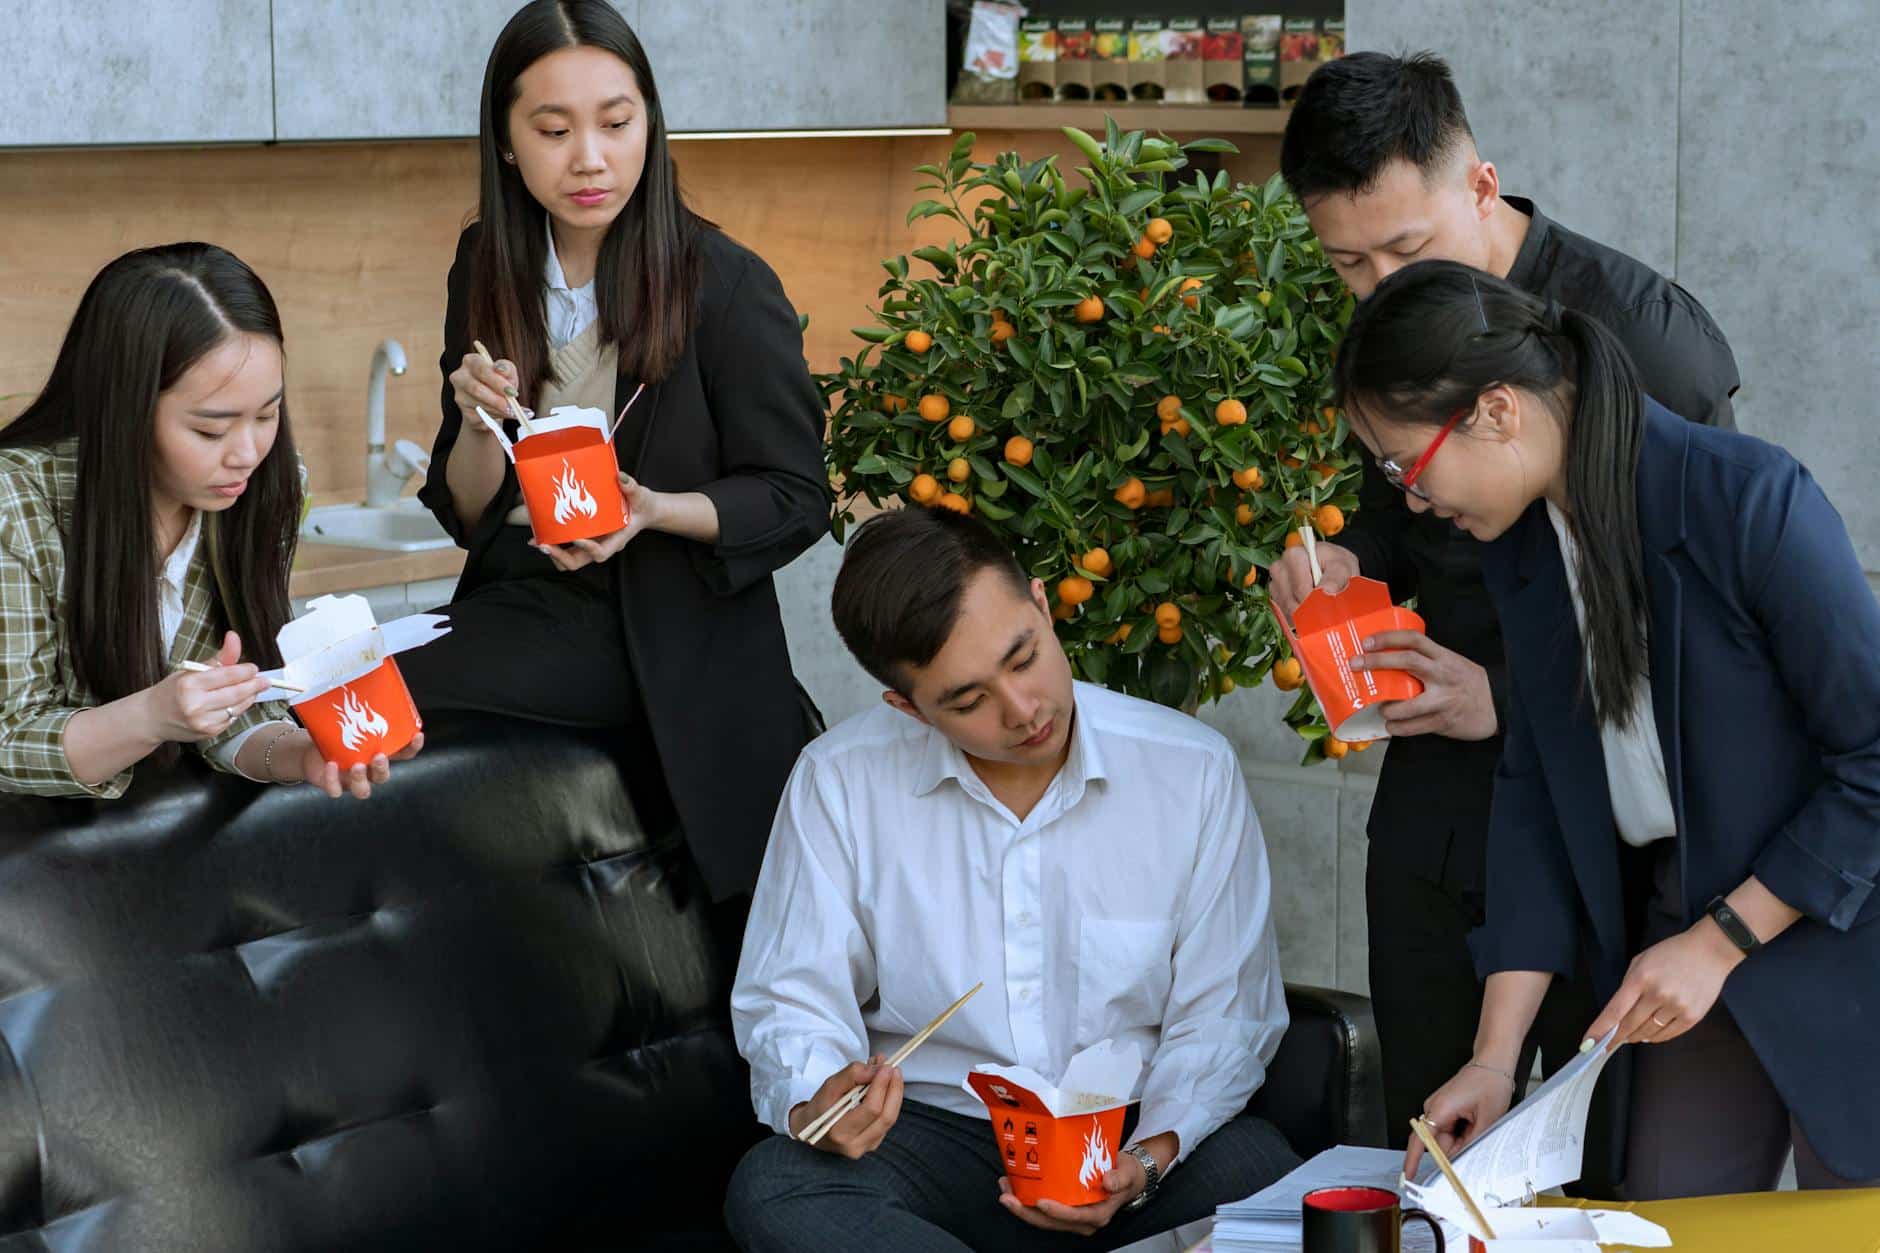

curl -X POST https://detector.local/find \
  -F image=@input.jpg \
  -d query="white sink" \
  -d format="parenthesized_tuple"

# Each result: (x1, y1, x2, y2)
(301, 498, 455, 553)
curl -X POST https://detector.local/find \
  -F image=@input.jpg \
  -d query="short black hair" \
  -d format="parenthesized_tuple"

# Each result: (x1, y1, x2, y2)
(831, 507, 1031, 693)
(1280, 51, 1475, 202)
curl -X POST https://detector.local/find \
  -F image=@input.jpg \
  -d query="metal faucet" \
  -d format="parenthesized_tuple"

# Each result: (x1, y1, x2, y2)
(364, 339, 415, 507)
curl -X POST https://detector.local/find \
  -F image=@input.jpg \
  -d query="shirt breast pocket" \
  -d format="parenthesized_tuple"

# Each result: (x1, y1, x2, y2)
(1076, 918, 1178, 1042)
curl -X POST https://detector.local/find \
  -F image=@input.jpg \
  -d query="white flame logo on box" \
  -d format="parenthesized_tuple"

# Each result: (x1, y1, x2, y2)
(551, 459, 598, 525)
(332, 685, 390, 752)
(1076, 1122, 1113, 1189)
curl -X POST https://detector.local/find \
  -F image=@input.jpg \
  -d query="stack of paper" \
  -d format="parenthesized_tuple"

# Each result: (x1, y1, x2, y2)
(1210, 1146, 1439, 1253)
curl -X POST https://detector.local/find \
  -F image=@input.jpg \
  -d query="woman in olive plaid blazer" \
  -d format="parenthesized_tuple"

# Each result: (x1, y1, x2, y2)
(0, 243, 418, 799)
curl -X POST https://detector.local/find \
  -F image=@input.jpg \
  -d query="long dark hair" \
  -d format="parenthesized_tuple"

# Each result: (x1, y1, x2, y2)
(0, 243, 301, 709)
(1333, 260, 1649, 727)
(471, 0, 710, 401)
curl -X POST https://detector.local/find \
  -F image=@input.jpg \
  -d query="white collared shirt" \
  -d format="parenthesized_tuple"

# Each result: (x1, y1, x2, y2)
(159, 511, 270, 773)
(544, 219, 599, 350)
(732, 681, 1288, 1165)
(1547, 502, 1677, 846)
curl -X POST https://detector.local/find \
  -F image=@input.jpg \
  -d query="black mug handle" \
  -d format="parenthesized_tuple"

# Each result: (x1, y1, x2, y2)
(1402, 1208, 1446, 1253)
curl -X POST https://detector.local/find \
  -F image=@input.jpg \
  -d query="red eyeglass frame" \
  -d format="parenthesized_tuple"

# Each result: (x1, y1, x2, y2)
(1387, 407, 1468, 498)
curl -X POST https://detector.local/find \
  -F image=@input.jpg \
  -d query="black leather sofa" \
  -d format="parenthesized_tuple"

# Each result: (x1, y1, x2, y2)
(0, 713, 1383, 1251)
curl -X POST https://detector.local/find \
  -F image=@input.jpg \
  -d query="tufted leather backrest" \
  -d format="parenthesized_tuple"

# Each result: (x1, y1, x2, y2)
(0, 713, 755, 1252)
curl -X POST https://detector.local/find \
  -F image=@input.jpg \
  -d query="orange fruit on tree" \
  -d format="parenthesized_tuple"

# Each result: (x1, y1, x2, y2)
(1160, 417, 1192, 439)
(1315, 503, 1346, 536)
(989, 319, 1015, 345)
(908, 473, 942, 505)
(1105, 623, 1133, 645)
(1145, 217, 1173, 245)
(1284, 530, 1304, 549)
(918, 393, 950, 423)
(1144, 486, 1175, 508)
(1151, 324, 1172, 335)
(937, 492, 971, 515)
(1236, 503, 1255, 526)
(1232, 466, 1264, 491)
(1180, 277, 1205, 308)
(1243, 565, 1260, 588)
(1215, 398, 1248, 427)
(1323, 737, 1350, 760)
(1322, 406, 1338, 424)
(1052, 602, 1076, 621)
(1156, 394, 1183, 423)
(1132, 237, 1156, 260)
(1057, 575, 1095, 607)
(1081, 548, 1113, 577)
(1256, 290, 1272, 307)
(947, 414, 977, 442)
(1004, 435, 1034, 466)
(883, 393, 907, 413)
(1157, 623, 1184, 645)
(904, 329, 933, 354)
(1314, 462, 1338, 482)
(1272, 657, 1304, 690)
(1113, 478, 1146, 509)
(1352, 738, 1371, 753)
(1154, 601, 1181, 629)
(947, 457, 971, 484)
(1074, 295, 1106, 323)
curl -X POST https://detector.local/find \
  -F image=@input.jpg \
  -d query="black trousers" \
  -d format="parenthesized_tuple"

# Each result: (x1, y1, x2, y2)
(1364, 837, 1629, 1197)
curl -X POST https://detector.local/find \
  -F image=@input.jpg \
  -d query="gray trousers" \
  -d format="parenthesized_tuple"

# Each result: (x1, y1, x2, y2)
(1625, 843, 1880, 1197)
(724, 1100, 1298, 1253)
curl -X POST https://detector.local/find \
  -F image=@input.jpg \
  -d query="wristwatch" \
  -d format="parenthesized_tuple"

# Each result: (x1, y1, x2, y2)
(1705, 895, 1764, 957)
(1121, 1144, 1163, 1212)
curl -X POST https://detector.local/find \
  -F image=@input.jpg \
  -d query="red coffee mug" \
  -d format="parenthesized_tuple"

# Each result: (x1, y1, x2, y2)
(1303, 1185, 1446, 1253)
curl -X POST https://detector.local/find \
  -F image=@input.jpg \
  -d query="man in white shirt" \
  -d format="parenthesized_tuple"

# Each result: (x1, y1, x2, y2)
(723, 507, 1298, 1252)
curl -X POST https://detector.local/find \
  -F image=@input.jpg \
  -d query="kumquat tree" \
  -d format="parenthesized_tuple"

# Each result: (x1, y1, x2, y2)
(819, 123, 1364, 761)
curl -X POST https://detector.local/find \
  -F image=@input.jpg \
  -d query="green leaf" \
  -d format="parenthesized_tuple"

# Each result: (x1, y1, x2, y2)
(1118, 187, 1162, 218)
(853, 453, 890, 474)
(912, 246, 955, 273)
(850, 326, 895, 343)
(881, 256, 908, 281)
(1002, 463, 1048, 498)
(1136, 570, 1171, 594)
(1063, 126, 1106, 167)
(906, 200, 950, 227)
(1276, 355, 1307, 377)
(1002, 382, 1035, 418)
(1148, 651, 1196, 709)
(974, 497, 1017, 521)
(1181, 138, 1241, 155)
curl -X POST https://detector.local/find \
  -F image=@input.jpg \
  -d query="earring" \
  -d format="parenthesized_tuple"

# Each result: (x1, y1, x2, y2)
(503, 152, 516, 164)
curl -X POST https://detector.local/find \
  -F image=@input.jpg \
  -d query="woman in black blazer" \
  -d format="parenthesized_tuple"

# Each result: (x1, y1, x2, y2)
(1341, 263, 1880, 1197)
(411, 1, 830, 906)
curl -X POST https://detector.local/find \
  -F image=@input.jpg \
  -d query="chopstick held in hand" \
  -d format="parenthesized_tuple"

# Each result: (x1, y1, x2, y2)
(799, 982, 984, 1147)
(471, 339, 535, 436)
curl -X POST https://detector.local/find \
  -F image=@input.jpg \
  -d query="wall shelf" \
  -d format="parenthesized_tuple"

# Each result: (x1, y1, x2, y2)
(947, 103, 1290, 136)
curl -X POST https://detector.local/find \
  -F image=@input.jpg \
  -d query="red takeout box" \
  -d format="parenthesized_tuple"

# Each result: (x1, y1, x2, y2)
(1271, 576, 1426, 742)
(963, 1039, 1142, 1208)
(478, 404, 630, 545)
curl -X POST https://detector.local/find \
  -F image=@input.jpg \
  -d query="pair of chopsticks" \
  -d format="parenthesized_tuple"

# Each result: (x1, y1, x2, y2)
(798, 982, 983, 1147)
(1409, 1116, 1498, 1241)
(472, 340, 536, 436)
(1299, 524, 1323, 589)
(175, 659, 304, 694)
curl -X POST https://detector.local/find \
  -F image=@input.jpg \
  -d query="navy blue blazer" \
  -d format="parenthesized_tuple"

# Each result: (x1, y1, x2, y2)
(1474, 400, 1880, 1179)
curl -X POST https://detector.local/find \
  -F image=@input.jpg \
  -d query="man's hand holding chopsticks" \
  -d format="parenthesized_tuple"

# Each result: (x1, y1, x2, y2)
(786, 1056, 904, 1160)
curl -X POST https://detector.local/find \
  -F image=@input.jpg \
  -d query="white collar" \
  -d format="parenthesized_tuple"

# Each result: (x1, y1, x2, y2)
(160, 510, 203, 592)
(544, 218, 591, 296)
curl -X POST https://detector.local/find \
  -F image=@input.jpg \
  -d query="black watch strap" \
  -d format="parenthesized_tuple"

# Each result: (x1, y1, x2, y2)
(1706, 896, 1763, 956)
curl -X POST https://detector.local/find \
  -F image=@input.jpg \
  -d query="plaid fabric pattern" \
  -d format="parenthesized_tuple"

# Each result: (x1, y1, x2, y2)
(0, 440, 290, 797)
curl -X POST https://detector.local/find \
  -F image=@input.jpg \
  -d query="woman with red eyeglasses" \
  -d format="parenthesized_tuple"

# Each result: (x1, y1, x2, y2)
(1339, 261, 1880, 1197)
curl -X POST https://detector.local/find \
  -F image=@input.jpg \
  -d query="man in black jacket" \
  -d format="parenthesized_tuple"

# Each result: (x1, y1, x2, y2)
(1273, 51, 1739, 1194)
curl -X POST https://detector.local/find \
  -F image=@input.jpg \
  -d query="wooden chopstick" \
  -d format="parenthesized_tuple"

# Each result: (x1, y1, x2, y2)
(1409, 1116, 1497, 1241)
(176, 659, 304, 694)
(1300, 524, 1323, 588)
(471, 339, 536, 436)
(800, 982, 984, 1146)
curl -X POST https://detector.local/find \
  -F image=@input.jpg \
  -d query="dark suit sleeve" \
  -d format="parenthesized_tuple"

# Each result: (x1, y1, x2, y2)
(1337, 450, 1421, 603)
(1469, 635, 1582, 978)
(417, 225, 479, 547)
(689, 250, 833, 597)
(1607, 285, 1741, 430)
(1739, 460, 1880, 929)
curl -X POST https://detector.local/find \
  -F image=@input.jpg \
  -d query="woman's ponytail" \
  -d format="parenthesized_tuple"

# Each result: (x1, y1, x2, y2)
(1554, 306, 1649, 727)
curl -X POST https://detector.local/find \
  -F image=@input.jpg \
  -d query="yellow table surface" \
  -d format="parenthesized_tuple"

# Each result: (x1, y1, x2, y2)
(1545, 1189, 1880, 1252)
(1191, 1188, 1880, 1252)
